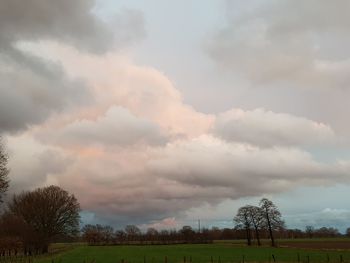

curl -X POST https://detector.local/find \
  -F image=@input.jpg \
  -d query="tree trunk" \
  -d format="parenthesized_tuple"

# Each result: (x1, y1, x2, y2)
(245, 227, 251, 246)
(42, 244, 49, 254)
(266, 212, 275, 247)
(254, 226, 261, 246)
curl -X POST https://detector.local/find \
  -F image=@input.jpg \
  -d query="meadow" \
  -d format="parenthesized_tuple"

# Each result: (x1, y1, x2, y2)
(28, 239, 350, 263)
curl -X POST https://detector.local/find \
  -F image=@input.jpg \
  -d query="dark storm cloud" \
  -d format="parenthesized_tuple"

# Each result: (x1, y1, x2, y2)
(0, 50, 89, 133)
(0, 0, 112, 52)
(0, 0, 146, 133)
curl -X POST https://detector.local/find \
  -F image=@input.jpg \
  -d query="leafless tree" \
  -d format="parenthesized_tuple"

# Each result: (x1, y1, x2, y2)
(115, 229, 127, 244)
(124, 225, 141, 242)
(259, 198, 284, 247)
(234, 206, 252, 246)
(305, 225, 314, 238)
(146, 227, 159, 243)
(81, 224, 114, 245)
(180, 226, 196, 243)
(8, 185, 80, 253)
(346, 227, 350, 238)
(0, 138, 9, 204)
(247, 205, 264, 246)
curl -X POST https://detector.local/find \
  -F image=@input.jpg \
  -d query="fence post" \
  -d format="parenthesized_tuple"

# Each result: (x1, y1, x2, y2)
(297, 253, 300, 263)
(211, 256, 213, 263)
(340, 255, 343, 263)
(242, 255, 245, 263)
(307, 255, 310, 263)
(165, 256, 168, 263)
(184, 256, 186, 263)
(218, 256, 221, 263)
(327, 254, 330, 263)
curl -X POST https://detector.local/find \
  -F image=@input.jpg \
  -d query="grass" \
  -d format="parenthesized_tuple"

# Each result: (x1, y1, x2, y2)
(32, 240, 350, 263)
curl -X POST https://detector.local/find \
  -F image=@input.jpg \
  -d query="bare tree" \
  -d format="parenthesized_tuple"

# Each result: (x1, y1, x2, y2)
(115, 229, 127, 244)
(259, 198, 284, 247)
(180, 226, 196, 243)
(346, 227, 350, 238)
(124, 225, 141, 242)
(0, 138, 9, 204)
(146, 227, 158, 243)
(247, 205, 264, 246)
(8, 185, 80, 253)
(305, 225, 314, 238)
(234, 206, 252, 246)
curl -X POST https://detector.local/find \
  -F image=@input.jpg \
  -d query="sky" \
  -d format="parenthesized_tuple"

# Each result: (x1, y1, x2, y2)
(1, 0, 350, 232)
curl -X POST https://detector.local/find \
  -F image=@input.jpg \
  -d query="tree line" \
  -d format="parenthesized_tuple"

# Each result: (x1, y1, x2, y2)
(81, 224, 213, 245)
(1, 137, 350, 256)
(80, 222, 350, 247)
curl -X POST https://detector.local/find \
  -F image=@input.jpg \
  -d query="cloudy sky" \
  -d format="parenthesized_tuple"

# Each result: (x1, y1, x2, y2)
(1, 0, 350, 232)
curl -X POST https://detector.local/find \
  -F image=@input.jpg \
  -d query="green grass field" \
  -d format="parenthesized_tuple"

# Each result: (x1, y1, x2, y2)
(31, 240, 350, 263)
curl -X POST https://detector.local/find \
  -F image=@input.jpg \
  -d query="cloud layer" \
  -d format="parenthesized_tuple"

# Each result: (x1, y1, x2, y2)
(2, 0, 350, 227)
(0, 0, 145, 133)
(214, 108, 335, 147)
(208, 0, 350, 89)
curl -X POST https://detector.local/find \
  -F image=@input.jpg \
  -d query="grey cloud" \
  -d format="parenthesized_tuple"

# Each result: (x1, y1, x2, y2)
(148, 136, 343, 192)
(53, 135, 350, 223)
(0, 1, 146, 133)
(285, 208, 350, 232)
(0, 0, 111, 53)
(7, 142, 72, 195)
(213, 108, 335, 147)
(207, 0, 350, 89)
(0, 51, 90, 133)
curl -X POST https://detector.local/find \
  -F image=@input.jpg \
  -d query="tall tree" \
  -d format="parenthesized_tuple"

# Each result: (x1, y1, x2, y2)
(8, 185, 80, 253)
(0, 138, 9, 204)
(259, 198, 284, 247)
(234, 206, 252, 246)
(247, 205, 264, 246)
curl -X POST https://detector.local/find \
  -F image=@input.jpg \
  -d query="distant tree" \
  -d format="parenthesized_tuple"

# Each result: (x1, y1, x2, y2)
(8, 185, 80, 253)
(146, 227, 159, 243)
(305, 225, 314, 238)
(160, 229, 170, 244)
(146, 227, 158, 236)
(180, 226, 195, 243)
(346, 227, 350, 238)
(259, 198, 284, 247)
(115, 229, 127, 244)
(81, 224, 114, 245)
(0, 138, 9, 204)
(81, 224, 101, 245)
(101, 225, 114, 243)
(124, 225, 141, 242)
(313, 227, 340, 238)
(234, 206, 252, 246)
